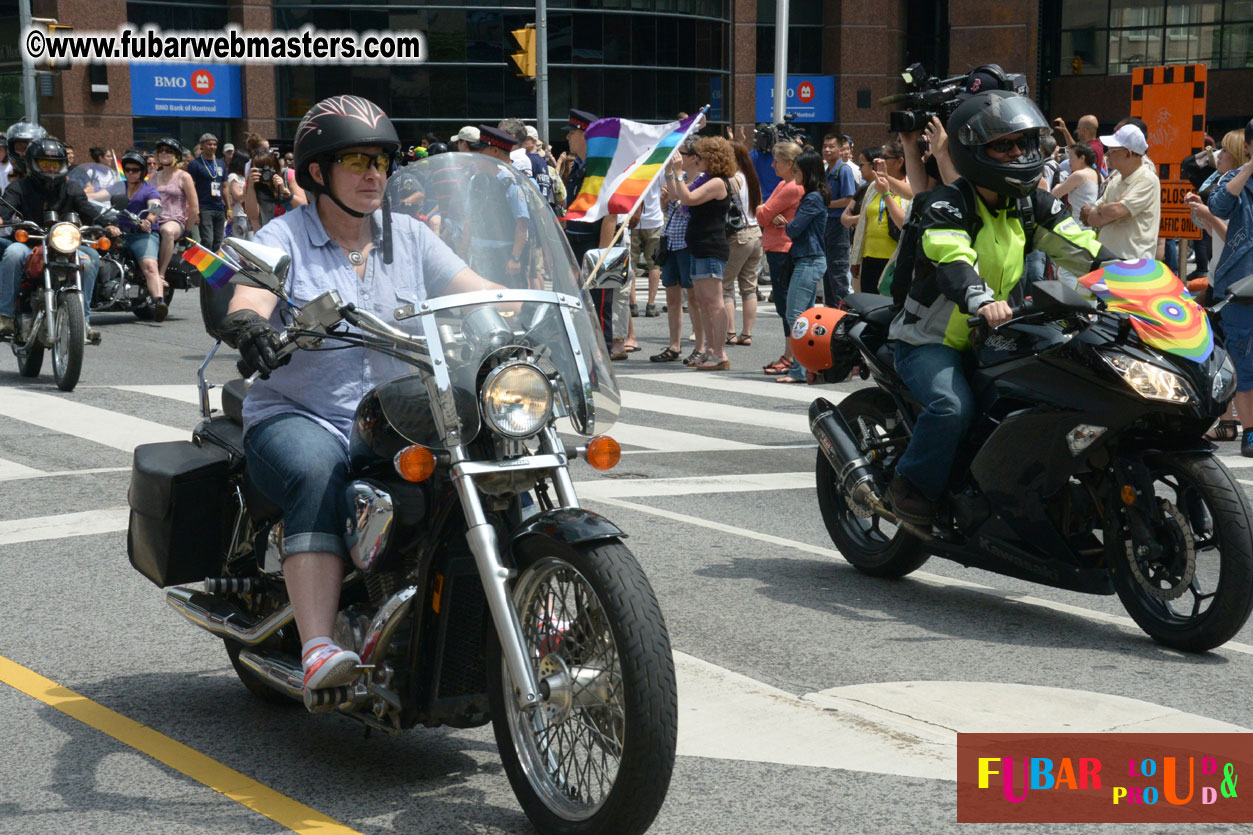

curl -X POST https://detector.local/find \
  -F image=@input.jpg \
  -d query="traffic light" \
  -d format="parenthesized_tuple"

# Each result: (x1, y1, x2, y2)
(510, 25, 536, 79)
(33, 19, 74, 71)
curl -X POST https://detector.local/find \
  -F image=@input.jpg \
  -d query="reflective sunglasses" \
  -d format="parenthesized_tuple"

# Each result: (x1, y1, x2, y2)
(986, 136, 1029, 154)
(333, 152, 393, 174)
(35, 158, 66, 174)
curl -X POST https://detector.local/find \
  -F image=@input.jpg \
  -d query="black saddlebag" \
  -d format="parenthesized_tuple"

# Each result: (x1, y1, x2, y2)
(128, 441, 233, 587)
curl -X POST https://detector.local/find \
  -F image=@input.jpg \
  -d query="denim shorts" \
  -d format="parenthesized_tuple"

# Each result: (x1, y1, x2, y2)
(244, 412, 352, 559)
(690, 256, 725, 281)
(122, 231, 159, 263)
(660, 247, 693, 289)
(1223, 324, 1253, 393)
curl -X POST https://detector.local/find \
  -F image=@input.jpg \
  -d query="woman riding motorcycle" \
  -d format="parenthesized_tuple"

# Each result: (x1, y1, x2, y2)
(218, 95, 505, 692)
(886, 91, 1121, 523)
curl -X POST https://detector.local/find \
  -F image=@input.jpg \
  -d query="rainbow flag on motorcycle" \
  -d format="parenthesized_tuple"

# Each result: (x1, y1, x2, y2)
(181, 241, 239, 289)
(1078, 259, 1213, 362)
(565, 109, 706, 223)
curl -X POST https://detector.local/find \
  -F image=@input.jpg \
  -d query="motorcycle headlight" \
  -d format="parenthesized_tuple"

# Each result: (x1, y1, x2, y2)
(481, 361, 553, 439)
(1213, 353, 1236, 402)
(48, 222, 81, 255)
(1099, 350, 1194, 404)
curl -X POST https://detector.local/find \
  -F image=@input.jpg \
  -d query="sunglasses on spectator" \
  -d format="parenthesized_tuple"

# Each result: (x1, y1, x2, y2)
(986, 136, 1029, 153)
(333, 152, 393, 174)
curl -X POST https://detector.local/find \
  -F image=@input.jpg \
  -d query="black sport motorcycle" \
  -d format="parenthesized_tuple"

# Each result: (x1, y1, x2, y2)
(2, 213, 107, 391)
(809, 271, 1253, 652)
(125, 154, 676, 833)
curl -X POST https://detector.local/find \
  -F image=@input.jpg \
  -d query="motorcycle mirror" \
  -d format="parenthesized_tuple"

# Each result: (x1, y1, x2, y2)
(1227, 273, 1253, 306)
(1031, 279, 1096, 313)
(110, 191, 128, 211)
(146, 201, 163, 218)
(581, 246, 631, 290)
(221, 237, 291, 294)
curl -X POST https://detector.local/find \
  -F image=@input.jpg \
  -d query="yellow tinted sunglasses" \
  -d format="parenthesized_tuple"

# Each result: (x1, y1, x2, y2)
(333, 152, 393, 175)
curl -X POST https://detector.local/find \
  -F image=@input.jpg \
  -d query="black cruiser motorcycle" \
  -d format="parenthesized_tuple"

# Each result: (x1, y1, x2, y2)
(807, 267, 1253, 652)
(2, 213, 107, 390)
(125, 155, 676, 833)
(92, 195, 187, 319)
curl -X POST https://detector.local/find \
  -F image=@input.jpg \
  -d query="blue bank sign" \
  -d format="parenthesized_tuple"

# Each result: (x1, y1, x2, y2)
(130, 63, 242, 118)
(755, 75, 835, 123)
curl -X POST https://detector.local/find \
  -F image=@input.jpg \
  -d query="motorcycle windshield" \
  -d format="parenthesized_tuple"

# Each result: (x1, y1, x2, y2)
(360, 154, 619, 450)
(67, 163, 118, 209)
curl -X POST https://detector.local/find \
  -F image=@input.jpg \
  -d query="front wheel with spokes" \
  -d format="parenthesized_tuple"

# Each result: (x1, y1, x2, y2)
(1110, 453, 1253, 652)
(487, 537, 676, 834)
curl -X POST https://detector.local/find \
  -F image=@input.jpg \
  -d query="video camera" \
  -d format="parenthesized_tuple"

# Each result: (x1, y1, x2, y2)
(754, 113, 807, 154)
(882, 63, 1028, 133)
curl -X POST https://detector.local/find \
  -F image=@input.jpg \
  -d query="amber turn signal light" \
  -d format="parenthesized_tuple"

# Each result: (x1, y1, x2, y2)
(585, 435, 621, 471)
(95, 237, 111, 251)
(394, 444, 436, 482)
(14, 229, 28, 243)
(1120, 484, 1137, 506)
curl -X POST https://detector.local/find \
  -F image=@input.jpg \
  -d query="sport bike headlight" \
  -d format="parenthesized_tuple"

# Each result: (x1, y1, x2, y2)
(1099, 350, 1193, 405)
(48, 222, 81, 255)
(1213, 353, 1236, 403)
(481, 361, 553, 439)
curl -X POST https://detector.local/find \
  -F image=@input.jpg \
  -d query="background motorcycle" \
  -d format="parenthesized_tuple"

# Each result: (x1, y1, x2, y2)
(808, 271, 1253, 652)
(93, 195, 190, 320)
(125, 154, 677, 834)
(2, 213, 106, 391)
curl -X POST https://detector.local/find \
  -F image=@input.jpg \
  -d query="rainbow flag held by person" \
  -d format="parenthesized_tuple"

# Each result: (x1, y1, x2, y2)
(565, 109, 705, 223)
(1078, 259, 1213, 363)
(110, 149, 124, 179)
(181, 242, 239, 289)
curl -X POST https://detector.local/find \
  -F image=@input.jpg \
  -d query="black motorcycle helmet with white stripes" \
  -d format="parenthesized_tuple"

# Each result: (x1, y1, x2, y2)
(293, 95, 400, 218)
(24, 137, 69, 189)
(946, 91, 1049, 199)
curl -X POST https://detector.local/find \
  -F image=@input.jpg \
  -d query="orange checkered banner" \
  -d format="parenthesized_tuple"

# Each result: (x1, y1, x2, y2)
(1130, 64, 1207, 241)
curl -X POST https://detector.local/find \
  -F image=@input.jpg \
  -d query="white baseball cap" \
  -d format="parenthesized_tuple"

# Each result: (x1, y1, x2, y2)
(451, 126, 480, 144)
(222, 143, 235, 153)
(525, 125, 539, 141)
(1100, 124, 1148, 156)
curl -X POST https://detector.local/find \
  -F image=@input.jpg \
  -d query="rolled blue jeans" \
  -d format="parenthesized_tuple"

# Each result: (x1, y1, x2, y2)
(244, 412, 352, 560)
(893, 341, 976, 501)
(785, 253, 826, 379)
(0, 241, 99, 321)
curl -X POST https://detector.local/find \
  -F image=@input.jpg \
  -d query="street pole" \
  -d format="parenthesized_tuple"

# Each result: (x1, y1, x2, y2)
(772, 0, 789, 125)
(18, 0, 39, 124)
(536, 0, 549, 144)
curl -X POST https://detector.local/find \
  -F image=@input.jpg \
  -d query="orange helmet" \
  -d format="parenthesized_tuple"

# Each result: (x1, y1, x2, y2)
(790, 307, 848, 373)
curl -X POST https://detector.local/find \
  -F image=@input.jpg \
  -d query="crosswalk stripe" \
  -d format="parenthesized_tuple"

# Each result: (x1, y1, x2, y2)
(620, 390, 810, 434)
(0, 458, 42, 479)
(620, 371, 848, 404)
(0, 508, 130, 546)
(578, 471, 813, 500)
(0, 466, 130, 483)
(0, 389, 186, 453)
(109, 384, 223, 412)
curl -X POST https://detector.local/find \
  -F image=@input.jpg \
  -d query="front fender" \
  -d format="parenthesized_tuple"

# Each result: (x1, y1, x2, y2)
(510, 507, 625, 553)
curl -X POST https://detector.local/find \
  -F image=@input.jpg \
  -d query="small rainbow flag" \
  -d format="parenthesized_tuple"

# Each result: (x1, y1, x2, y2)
(566, 109, 704, 222)
(1078, 259, 1213, 363)
(110, 149, 124, 179)
(181, 241, 238, 289)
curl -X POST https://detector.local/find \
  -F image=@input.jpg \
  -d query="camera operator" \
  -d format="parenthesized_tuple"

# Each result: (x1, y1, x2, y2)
(244, 151, 292, 231)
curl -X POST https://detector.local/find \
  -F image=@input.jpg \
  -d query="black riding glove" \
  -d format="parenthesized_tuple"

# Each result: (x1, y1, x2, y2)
(218, 309, 290, 380)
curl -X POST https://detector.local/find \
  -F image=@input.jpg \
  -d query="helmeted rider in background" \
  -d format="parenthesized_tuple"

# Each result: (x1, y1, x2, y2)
(0, 137, 120, 341)
(886, 91, 1121, 523)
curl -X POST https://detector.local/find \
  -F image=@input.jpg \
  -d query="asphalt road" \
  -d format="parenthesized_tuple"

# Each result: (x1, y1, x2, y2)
(1, 286, 1251, 834)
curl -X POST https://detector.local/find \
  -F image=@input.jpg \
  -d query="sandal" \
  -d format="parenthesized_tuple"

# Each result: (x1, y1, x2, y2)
(762, 355, 788, 373)
(696, 358, 731, 371)
(683, 350, 707, 367)
(1205, 419, 1241, 442)
(650, 347, 681, 363)
(725, 332, 737, 345)
(729, 333, 753, 346)
(774, 374, 806, 384)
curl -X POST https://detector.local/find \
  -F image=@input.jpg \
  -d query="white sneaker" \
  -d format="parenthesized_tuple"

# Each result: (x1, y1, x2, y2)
(301, 643, 361, 691)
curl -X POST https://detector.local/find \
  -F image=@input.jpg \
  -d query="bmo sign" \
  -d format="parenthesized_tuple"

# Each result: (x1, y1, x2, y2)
(755, 75, 836, 123)
(131, 63, 241, 118)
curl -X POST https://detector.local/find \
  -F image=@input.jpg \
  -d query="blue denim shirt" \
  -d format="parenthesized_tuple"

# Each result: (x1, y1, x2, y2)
(1210, 169, 1253, 330)
(825, 161, 856, 219)
(784, 191, 828, 259)
(242, 203, 467, 443)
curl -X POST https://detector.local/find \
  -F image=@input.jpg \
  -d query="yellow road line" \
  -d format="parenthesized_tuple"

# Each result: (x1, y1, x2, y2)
(0, 654, 362, 835)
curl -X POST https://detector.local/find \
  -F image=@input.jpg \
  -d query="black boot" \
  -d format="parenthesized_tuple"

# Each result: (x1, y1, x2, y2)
(888, 474, 937, 524)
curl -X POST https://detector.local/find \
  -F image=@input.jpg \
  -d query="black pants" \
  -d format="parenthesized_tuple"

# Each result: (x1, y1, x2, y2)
(860, 257, 889, 294)
(568, 232, 613, 349)
(822, 221, 851, 304)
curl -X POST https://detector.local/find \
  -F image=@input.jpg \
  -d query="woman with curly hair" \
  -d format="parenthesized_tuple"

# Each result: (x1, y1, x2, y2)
(665, 135, 736, 370)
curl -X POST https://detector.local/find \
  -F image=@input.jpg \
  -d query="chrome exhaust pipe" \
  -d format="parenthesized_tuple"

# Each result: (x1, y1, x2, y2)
(165, 587, 293, 646)
(809, 397, 885, 518)
(237, 648, 304, 699)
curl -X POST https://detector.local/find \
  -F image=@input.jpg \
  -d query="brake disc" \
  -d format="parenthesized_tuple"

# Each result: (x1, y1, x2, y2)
(1124, 498, 1196, 601)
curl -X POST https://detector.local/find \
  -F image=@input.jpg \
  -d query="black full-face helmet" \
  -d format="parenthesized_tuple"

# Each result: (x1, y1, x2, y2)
(25, 137, 69, 189)
(946, 91, 1049, 199)
(293, 95, 400, 217)
(6, 121, 48, 176)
